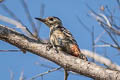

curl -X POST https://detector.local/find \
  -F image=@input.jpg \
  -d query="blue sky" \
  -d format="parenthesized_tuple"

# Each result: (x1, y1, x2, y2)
(0, 0, 119, 80)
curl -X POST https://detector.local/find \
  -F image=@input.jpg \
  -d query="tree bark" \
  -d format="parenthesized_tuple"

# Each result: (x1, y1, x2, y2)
(0, 24, 120, 80)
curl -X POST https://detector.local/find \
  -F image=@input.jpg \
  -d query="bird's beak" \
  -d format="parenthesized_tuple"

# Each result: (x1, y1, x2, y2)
(35, 17, 46, 22)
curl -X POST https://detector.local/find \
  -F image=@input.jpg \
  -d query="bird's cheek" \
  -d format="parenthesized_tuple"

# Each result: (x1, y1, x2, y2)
(44, 23, 50, 27)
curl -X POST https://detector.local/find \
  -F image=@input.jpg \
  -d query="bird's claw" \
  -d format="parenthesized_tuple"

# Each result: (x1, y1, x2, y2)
(54, 48, 59, 53)
(46, 43, 53, 51)
(46, 43, 59, 53)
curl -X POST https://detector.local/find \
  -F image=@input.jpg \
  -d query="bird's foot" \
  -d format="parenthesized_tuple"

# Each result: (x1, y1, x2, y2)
(46, 43, 53, 51)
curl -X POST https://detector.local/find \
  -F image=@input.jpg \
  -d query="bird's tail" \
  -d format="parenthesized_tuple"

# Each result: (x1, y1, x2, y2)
(70, 44, 88, 61)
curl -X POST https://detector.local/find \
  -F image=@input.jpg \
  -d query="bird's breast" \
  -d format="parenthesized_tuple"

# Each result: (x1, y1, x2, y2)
(50, 30, 65, 45)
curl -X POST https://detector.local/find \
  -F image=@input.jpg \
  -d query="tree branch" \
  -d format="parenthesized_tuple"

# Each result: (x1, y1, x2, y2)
(0, 25, 120, 80)
(81, 49, 120, 70)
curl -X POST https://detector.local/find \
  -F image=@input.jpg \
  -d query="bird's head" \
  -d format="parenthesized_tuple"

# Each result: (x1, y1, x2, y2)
(35, 16, 62, 28)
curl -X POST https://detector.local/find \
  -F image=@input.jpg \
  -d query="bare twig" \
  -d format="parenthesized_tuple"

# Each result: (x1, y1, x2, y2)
(30, 67, 62, 80)
(116, 0, 120, 11)
(0, 15, 34, 39)
(100, 40, 120, 50)
(91, 26, 95, 62)
(94, 44, 111, 48)
(36, 3, 45, 36)
(95, 30, 105, 44)
(64, 70, 69, 80)
(9, 70, 14, 80)
(35, 62, 82, 77)
(105, 6, 114, 23)
(20, 0, 37, 37)
(91, 11, 120, 35)
(101, 24, 120, 48)
(35, 62, 83, 77)
(0, 4, 23, 24)
(0, 49, 21, 52)
(90, 11, 120, 50)
(19, 71, 25, 80)
(35, 62, 56, 69)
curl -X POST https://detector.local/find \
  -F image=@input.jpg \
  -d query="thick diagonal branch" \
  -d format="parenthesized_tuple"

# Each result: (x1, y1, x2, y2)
(0, 25, 120, 80)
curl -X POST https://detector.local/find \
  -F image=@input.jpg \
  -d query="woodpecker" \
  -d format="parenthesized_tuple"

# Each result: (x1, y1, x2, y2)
(35, 16, 87, 61)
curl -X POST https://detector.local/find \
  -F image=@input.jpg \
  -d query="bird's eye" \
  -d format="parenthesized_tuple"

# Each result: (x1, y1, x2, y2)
(49, 18, 54, 21)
